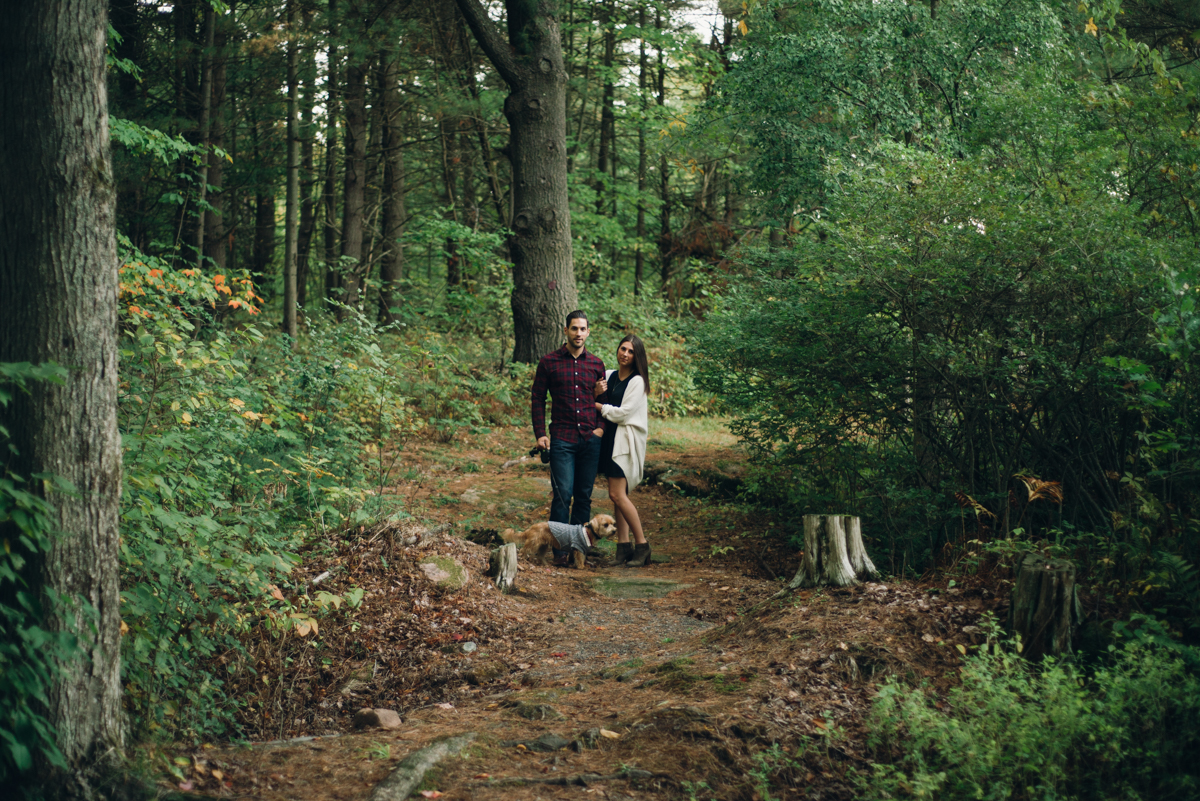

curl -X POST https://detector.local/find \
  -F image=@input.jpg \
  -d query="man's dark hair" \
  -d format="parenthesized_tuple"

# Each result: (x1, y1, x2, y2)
(565, 310, 587, 326)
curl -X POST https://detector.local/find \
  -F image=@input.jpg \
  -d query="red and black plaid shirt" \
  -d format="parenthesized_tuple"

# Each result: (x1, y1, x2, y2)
(531, 345, 607, 443)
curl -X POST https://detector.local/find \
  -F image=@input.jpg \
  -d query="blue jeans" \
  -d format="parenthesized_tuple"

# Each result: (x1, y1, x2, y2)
(548, 434, 602, 528)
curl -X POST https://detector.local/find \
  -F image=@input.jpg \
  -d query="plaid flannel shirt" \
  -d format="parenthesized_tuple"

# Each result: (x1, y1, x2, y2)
(531, 345, 607, 444)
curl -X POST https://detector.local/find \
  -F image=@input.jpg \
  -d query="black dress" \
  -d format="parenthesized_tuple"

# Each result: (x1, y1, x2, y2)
(599, 371, 633, 479)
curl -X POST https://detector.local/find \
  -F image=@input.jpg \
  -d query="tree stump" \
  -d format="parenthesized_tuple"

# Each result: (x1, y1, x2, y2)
(486, 543, 519, 594)
(782, 515, 878, 591)
(1008, 552, 1080, 660)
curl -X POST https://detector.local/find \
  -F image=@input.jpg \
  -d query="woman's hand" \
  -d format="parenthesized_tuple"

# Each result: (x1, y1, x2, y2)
(594, 378, 607, 397)
(594, 402, 603, 412)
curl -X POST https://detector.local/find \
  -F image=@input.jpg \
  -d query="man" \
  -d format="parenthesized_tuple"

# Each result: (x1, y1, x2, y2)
(531, 310, 607, 563)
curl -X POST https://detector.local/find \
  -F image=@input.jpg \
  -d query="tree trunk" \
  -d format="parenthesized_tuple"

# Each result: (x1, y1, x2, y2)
(297, 41, 318, 311)
(339, 58, 368, 317)
(782, 515, 876, 591)
(635, 5, 647, 296)
(202, 17, 228, 272)
(453, 0, 580, 363)
(0, 1, 124, 793)
(193, 5, 216, 269)
(656, 8, 672, 295)
(1008, 553, 1080, 661)
(379, 54, 406, 325)
(487, 544, 520, 594)
(323, 0, 340, 304)
(283, 0, 300, 338)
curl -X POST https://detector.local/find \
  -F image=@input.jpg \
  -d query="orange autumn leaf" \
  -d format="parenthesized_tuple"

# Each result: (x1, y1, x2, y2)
(213, 274, 225, 285)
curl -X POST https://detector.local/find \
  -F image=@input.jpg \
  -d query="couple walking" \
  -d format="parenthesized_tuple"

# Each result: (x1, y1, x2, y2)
(531, 310, 651, 567)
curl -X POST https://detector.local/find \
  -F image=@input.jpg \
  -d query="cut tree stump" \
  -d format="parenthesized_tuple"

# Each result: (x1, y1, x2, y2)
(780, 515, 879, 592)
(486, 543, 519, 594)
(1008, 552, 1080, 660)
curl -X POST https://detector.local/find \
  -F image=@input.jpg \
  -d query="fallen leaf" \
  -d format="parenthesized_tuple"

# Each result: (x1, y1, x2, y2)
(435, 703, 455, 710)
(599, 729, 620, 739)
(473, 773, 490, 779)
(211, 769, 224, 781)
(420, 792, 443, 798)
(595, 626, 606, 631)
(267, 584, 284, 601)
(178, 782, 194, 791)
(550, 652, 567, 657)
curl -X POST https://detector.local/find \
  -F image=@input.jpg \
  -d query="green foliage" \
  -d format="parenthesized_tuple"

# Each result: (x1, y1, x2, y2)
(860, 622, 1200, 800)
(115, 239, 426, 741)
(695, 142, 1176, 570)
(717, 0, 1072, 213)
(0, 363, 83, 786)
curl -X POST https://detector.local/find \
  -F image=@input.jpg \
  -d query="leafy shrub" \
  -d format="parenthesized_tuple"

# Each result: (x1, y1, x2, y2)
(861, 621, 1200, 800)
(0, 363, 83, 785)
(115, 241, 427, 741)
(694, 145, 1181, 573)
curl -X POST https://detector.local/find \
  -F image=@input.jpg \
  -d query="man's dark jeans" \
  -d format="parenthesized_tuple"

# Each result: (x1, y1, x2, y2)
(548, 435, 602, 531)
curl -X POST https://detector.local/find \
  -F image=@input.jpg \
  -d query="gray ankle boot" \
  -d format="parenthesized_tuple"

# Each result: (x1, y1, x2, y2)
(625, 542, 651, 567)
(612, 541, 634, 566)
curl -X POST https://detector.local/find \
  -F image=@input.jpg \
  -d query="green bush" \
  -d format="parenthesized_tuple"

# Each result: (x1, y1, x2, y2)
(861, 622, 1200, 800)
(115, 241, 427, 741)
(0, 362, 83, 785)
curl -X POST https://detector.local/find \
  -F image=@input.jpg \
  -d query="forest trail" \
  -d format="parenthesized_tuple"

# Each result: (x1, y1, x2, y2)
(170, 422, 1004, 801)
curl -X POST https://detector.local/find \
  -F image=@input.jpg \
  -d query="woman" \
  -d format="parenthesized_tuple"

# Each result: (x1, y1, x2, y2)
(595, 335, 651, 567)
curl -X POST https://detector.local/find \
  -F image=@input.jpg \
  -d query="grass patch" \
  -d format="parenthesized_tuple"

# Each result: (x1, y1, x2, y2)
(648, 416, 738, 450)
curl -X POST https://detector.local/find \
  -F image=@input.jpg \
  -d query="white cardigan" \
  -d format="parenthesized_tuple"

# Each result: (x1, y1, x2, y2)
(600, 370, 648, 489)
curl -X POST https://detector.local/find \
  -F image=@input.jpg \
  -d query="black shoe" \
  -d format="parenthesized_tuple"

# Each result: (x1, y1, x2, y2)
(625, 543, 651, 567)
(612, 542, 633, 566)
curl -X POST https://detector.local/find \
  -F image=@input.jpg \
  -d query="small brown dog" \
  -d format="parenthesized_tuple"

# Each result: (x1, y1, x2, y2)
(501, 514, 617, 569)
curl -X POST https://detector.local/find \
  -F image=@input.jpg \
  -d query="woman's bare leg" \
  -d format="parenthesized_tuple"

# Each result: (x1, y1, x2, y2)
(608, 478, 645, 545)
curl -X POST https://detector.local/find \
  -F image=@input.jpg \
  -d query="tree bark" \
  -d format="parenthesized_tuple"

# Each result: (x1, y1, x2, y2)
(0, 1, 124, 793)
(1008, 553, 1080, 661)
(453, 0, 580, 363)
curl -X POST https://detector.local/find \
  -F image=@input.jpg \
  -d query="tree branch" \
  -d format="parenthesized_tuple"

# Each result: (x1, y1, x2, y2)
(452, 0, 522, 87)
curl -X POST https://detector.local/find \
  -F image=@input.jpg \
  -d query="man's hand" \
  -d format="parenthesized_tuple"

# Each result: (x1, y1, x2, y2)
(593, 427, 605, 438)
(594, 378, 607, 397)
(537, 436, 550, 451)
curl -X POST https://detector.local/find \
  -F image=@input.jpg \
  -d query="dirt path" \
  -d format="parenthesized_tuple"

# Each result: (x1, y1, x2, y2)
(169, 424, 1005, 800)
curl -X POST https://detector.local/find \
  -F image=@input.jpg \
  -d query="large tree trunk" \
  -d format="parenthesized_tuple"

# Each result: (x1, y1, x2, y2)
(0, 0, 124, 793)
(453, 0, 580, 363)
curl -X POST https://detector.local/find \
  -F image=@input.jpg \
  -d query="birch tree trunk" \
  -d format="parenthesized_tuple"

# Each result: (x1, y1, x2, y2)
(0, 1, 124, 793)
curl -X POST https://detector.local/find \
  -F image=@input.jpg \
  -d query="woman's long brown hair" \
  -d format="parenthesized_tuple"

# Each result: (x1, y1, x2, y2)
(618, 334, 650, 393)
